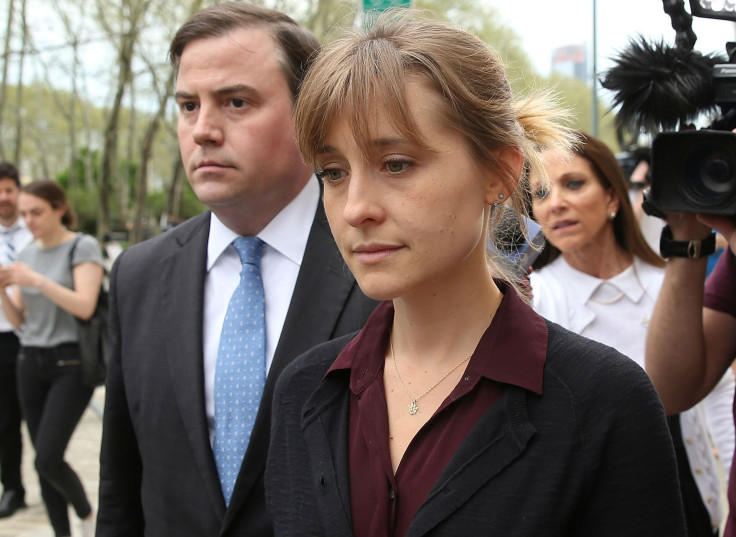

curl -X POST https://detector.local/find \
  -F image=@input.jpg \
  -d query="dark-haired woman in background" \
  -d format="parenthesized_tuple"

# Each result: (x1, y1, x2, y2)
(0, 179, 104, 537)
(530, 132, 734, 537)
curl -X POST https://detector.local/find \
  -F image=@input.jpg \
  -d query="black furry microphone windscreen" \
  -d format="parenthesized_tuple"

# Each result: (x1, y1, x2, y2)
(600, 35, 725, 133)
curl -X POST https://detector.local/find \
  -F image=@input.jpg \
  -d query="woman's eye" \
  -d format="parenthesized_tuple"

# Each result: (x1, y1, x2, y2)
(567, 179, 584, 190)
(533, 188, 549, 200)
(386, 160, 406, 173)
(383, 159, 414, 173)
(316, 168, 346, 182)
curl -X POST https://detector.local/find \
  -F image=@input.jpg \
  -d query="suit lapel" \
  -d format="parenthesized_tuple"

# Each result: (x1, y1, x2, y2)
(225, 198, 358, 525)
(407, 387, 536, 537)
(160, 213, 226, 520)
(272, 198, 357, 369)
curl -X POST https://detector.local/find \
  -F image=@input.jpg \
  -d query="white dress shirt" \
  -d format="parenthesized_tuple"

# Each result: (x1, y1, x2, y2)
(0, 217, 33, 333)
(531, 255, 735, 531)
(203, 178, 320, 443)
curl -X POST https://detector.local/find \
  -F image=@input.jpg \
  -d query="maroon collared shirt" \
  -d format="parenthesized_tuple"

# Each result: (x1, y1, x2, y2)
(326, 285, 548, 537)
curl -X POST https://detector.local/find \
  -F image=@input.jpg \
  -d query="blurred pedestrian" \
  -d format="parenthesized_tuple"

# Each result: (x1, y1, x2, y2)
(0, 162, 33, 519)
(0, 179, 104, 537)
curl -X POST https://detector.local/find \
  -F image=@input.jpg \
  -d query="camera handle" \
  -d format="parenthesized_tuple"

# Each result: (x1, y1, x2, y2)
(642, 188, 666, 220)
(662, 0, 696, 51)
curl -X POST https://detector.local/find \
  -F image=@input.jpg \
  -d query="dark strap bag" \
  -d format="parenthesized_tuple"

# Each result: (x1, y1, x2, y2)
(69, 235, 110, 389)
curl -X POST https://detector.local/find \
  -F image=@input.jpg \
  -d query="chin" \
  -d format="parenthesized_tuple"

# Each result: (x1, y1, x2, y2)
(355, 279, 399, 302)
(192, 186, 243, 210)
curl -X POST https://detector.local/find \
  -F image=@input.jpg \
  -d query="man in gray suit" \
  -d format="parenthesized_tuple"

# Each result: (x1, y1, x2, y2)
(95, 4, 376, 536)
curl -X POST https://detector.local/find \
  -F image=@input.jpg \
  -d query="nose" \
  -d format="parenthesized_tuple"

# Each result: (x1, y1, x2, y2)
(341, 170, 385, 228)
(545, 185, 568, 214)
(191, 104, 224, 146)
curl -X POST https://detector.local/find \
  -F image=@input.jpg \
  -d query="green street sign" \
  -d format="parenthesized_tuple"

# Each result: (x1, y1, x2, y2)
(362, 0, 412, 12)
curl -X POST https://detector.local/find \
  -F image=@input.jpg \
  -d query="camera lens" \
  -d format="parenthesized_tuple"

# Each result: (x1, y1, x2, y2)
(684, 145, 736, 208)
(699, 150, 734, 193)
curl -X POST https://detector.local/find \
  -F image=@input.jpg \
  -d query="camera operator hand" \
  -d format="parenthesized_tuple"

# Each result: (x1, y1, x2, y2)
(646, 208, 736, 416)
(699, 214, 736, 255)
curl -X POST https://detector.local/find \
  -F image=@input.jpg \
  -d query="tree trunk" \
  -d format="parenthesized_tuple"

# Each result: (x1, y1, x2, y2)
(0, 0, 16, 160)
(99, 34, 135, 240)
(132, 69, 174, 244)
(167, 157, 184, 220)
(68, 40, 79, 189)
(120, 80, 136, 228)
(12, 0, 27, 166)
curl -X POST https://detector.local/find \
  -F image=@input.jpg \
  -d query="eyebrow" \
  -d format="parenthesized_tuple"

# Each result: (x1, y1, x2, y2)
(559, 171, 588, 181)
(317, 137, 413, 156)
(174, 84, 258, 101)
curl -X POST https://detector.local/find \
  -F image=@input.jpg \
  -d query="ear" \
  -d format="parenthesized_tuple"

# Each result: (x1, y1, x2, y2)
(484, 146, 523, 205)
(606, 189, 621, 216)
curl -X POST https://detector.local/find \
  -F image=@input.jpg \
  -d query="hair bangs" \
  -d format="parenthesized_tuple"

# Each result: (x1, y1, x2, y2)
(295, 27, 436, 167)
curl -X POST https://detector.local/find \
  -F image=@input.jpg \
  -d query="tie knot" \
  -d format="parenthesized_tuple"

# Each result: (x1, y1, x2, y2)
(232, 236, 263, 267)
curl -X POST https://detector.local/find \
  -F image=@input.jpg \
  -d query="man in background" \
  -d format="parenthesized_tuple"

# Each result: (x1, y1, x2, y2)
(96, 3, 376, 537)
(0, 161, 33, 519)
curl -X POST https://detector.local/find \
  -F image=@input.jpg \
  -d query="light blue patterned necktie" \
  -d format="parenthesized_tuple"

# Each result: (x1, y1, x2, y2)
(213, 236, 266, 505)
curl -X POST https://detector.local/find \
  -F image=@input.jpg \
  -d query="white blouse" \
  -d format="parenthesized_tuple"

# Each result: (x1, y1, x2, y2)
(531, 255, 735, 530)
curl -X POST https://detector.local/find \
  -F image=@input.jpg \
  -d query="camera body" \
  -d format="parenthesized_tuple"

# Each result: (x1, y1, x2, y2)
(651, 129, 736, 215)
(713, 63, 736, 104)
(649, 56, 736, 216)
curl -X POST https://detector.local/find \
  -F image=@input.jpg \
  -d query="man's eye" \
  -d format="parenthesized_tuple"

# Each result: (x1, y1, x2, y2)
(231, 98, 247, 109)
(181, 102, 197, 112)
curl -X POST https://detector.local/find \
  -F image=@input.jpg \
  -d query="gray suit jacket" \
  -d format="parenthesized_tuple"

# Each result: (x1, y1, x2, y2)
(96, 198, 377, 537)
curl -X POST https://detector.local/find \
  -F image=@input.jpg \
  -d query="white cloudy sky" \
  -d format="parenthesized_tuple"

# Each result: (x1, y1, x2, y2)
(485, 0, 736, 76)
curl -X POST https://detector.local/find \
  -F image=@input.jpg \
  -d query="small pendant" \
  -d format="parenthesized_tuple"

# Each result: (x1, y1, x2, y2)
(408, 400, 418, 415)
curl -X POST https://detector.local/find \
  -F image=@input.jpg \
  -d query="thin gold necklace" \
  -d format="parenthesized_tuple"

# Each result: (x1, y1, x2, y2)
(390, 336, 471, 416)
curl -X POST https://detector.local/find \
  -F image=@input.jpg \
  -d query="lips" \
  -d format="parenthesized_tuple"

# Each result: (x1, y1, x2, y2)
(196, 160, 228, 171)
(352, 243, 403, 264)
(552, 220, 576, 231)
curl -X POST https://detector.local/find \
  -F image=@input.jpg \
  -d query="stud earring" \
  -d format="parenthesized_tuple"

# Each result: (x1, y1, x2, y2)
(609, 211, 616, 219)
(493, 193, 505, 208)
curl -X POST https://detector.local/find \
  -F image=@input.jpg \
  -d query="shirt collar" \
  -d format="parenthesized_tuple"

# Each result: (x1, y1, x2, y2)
(549, 256, 645, 306)
(206, 177, 320, 271)
(0, 217, 25, 234)
(329, 283, 547, 396)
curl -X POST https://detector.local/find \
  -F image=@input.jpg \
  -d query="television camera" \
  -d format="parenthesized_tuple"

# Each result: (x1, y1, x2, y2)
(601, 0, 736, 217)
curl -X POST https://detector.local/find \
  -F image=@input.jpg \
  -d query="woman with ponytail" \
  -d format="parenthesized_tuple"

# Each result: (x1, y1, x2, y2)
(265, 11, 686, 536)
(0, 179, 103, 537)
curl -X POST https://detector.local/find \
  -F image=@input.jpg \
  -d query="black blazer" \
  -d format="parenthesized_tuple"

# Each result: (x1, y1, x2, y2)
(97, 199, 377, 537)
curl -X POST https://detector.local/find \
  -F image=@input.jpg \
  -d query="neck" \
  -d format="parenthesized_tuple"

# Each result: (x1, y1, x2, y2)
(391, 265, 503, 370)
(39, 226, 73, 249)
(212, 172, 312, 236)
(0, 214, 19, 228)
(561, 234, 632, 279)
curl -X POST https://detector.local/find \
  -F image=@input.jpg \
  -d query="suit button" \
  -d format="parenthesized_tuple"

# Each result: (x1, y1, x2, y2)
(389, 488, 395, 500)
